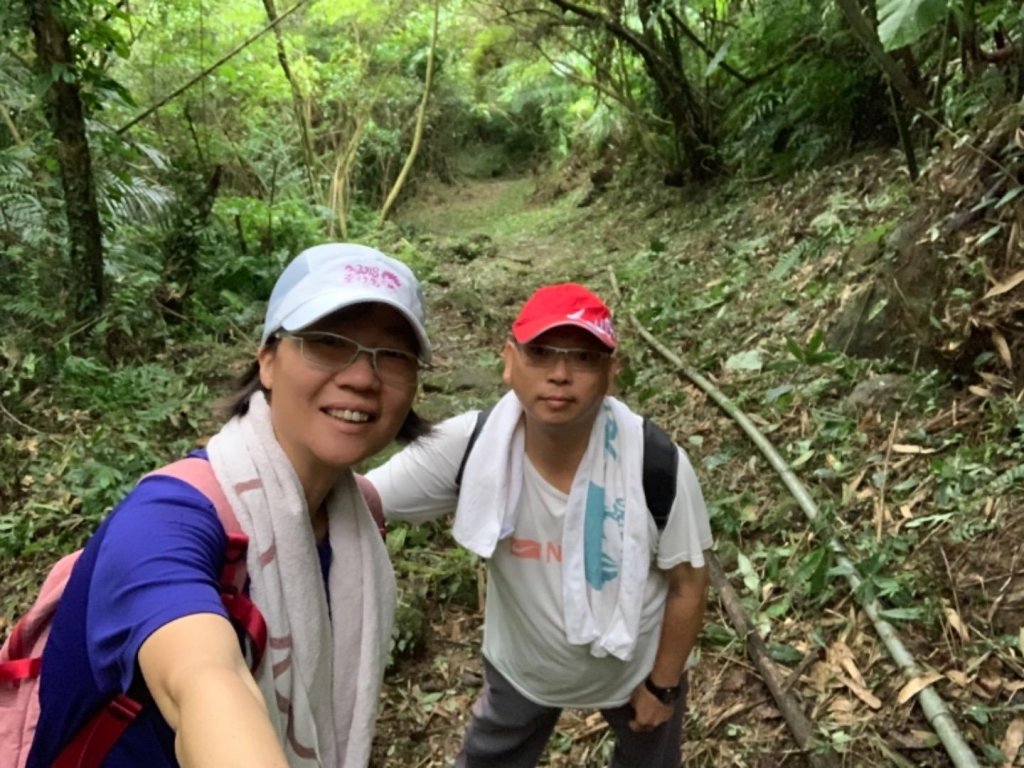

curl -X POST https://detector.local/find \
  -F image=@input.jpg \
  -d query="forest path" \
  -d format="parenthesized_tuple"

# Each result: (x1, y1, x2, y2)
(394, 174, 677, 414)
(376, 168, 1021, 768)
(374, 175, 805, 767)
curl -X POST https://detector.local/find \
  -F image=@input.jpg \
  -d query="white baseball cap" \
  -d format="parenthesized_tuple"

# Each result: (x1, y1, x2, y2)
(261, 243, 432, 363)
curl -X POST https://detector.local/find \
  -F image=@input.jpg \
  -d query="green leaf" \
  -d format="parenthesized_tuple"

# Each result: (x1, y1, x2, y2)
(867, 297, 889, 321)
(764, 384, 794, 404)
(785, 337, 805, 361)
(791, 450, 815, 468)
(967, 705, 991, 725)
(765, 641, 803, 663)
(878, 0, 948, 51)
(796, 547, 830, 596)
(736, 552, 761, 594)
(725, 349, 763, 372)
(878, 607, 926, 621)
(996, 186, 1024, 209)
(702, 623, 736, 645)
(763, 593, 793, 619)
(705, 41, 731, 78)
(768, 247, 801, 280)
(977, 223, 1004, 246)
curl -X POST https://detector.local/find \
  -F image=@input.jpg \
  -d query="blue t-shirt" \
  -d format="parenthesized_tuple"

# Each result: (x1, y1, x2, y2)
(27, 456, 333, 766)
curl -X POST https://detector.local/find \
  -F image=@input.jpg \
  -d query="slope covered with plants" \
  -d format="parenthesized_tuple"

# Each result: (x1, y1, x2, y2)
(1, 0, 1022, 765)
(365, 141, 1022, 765)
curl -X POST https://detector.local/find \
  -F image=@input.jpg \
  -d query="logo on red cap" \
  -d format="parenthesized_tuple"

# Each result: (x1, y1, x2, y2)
(512, 283, 617, 348)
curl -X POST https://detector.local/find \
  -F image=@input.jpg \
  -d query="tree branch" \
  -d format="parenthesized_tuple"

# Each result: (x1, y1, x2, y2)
(116, 0, 313, 135)
(833, 0, 929, 111)
(664, 7, 753, 86)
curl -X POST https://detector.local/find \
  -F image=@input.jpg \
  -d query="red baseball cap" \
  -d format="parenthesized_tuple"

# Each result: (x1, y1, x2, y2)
(512, 283, 617, 349)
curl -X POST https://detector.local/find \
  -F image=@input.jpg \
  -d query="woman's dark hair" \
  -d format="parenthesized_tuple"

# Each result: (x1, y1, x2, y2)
(217, 335, 433, 442)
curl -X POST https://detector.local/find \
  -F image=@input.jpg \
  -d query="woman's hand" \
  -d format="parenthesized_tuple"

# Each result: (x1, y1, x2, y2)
(139, 613, 288, 767)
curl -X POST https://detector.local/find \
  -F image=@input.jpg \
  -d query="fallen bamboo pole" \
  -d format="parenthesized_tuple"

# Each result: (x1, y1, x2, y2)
(613, 272, 981, 768)
(706, 551, 839, 767)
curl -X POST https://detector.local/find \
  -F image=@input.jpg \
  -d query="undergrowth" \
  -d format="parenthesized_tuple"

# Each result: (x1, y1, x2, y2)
(2, 150, 1022, 764)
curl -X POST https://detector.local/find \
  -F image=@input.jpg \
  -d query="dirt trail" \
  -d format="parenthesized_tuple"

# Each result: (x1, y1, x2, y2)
(375, 177, 807, 767)
(375, 172, 1023, 767)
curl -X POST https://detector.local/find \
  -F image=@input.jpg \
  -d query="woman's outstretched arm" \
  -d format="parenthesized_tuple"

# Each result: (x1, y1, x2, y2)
(139, 613, 288, 768)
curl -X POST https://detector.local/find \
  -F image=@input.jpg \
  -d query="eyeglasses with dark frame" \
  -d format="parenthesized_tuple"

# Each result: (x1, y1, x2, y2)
(514, 342, 612, 372)
(277, 331, 427, 386)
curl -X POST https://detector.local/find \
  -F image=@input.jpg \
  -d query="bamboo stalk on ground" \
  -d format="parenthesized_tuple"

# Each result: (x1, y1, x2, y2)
(706, 551, 840, 767)
(611, 271, 981, 768)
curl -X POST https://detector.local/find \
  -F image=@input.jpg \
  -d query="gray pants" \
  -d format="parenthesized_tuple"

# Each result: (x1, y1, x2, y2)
(455, 658, 688, 768)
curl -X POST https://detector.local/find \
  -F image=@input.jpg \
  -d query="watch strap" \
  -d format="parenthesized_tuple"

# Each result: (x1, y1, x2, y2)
(644, 674, 681, 704)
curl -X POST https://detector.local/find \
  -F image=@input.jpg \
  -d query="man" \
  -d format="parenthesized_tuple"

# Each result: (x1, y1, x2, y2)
(363, 283, 713, 767)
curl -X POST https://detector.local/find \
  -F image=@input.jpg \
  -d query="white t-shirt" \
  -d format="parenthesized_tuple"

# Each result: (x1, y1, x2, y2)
(366, 408, 713, 708)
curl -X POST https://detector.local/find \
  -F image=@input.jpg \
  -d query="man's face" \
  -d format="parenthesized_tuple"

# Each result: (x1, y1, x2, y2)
(502, 325, 615, 437)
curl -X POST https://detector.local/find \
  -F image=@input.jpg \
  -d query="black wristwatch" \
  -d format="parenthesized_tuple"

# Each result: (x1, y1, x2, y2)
(644, 674, 682, 704)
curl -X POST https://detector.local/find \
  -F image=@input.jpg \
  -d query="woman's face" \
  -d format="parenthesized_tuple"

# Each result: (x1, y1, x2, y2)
(258, 303, 420, 490)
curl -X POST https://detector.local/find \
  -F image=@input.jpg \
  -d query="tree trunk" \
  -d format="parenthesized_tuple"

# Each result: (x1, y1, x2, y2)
(329, 115, 368, 240)
(960, 0, 979, 76)
(261, 0, 318, 201)
(379, 0, 439, 224)
(26, 0, 105, 322)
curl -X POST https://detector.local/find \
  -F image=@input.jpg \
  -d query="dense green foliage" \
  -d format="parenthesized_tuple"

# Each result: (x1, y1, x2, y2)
(1, 0, 1020, 588)
(2, 2, 1024, 762)
(3, 0, 1021, 354)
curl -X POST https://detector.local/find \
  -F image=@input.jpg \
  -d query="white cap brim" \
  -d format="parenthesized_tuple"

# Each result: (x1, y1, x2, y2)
(260, 244, 432, 363)
(277, 291, 432, 363)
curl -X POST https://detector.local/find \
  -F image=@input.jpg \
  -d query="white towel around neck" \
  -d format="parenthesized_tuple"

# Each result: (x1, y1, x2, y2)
(207, 392, 395, 766)
(454, 391, 652, 660)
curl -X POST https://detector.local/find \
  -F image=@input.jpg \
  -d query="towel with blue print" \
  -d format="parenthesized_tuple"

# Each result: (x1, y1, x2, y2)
(453, 392, 652, 661)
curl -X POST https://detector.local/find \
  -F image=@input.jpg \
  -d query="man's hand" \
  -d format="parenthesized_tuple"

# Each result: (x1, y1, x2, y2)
(627, 679, 677, 732)
(626, 559, 708, 734)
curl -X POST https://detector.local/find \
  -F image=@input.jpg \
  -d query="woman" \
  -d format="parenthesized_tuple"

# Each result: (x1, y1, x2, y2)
(27, 243, 432, 767)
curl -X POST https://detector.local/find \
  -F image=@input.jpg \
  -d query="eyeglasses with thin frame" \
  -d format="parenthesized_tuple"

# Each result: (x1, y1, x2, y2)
(277, 331, 427, 386)
(514, 342, 612, 372)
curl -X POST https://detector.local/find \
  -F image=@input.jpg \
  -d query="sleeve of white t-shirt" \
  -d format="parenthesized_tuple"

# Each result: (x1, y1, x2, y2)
(364, 411, 479, 524)
(655, 446, 713, 570)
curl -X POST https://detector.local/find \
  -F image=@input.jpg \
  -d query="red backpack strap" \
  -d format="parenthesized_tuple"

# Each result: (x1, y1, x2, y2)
(45, 458, 268, 768)
(0, 655, 40, 682)
(52, 694, 143, 768)
(149, 458, 267, 670)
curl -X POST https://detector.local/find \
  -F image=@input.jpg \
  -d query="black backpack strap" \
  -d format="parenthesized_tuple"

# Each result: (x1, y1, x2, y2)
(642, 419, 678, 530)
(455, 405, 494, 488)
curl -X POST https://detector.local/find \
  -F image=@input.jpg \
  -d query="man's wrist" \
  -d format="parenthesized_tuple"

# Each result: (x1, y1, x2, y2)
(643, 674, 682, 704)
